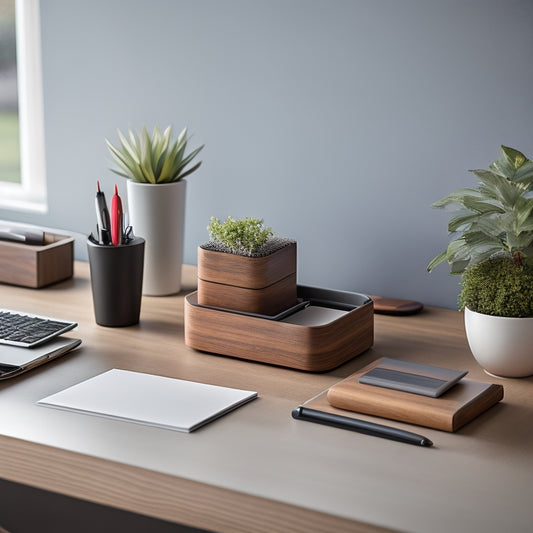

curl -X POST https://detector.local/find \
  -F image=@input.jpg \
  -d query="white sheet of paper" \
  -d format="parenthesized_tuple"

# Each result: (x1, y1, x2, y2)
(37, 369, 257, 432)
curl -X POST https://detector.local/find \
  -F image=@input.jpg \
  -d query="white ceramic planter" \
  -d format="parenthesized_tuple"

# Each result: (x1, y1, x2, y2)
(127, 180, 186, 296)
(464, 307, 533, 378)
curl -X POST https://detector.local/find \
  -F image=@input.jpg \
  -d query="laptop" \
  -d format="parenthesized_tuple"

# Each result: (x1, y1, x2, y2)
(0, 337, 81, 380)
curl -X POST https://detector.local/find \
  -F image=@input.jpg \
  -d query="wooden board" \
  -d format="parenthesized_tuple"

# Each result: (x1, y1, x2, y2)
(326, 358, 504, 431)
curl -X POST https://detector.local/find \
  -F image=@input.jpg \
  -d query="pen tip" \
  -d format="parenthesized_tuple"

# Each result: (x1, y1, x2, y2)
(97, 180, 101, 192)
(114, 184, 118, 195)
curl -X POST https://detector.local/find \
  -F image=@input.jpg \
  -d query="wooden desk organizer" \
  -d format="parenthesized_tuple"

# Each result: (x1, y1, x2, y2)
(185, 285, 374, 372)
(0, 232, 74, 288)
(197, 242, 297, 316)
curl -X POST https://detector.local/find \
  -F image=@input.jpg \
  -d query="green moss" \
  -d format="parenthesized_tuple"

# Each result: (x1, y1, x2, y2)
(206, 216, 275, 256)
(459, 256, 533, 317)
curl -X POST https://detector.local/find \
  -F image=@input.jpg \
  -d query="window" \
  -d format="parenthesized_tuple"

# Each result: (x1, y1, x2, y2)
(0, 0, 19, 183)
(0, 0, 46, 212)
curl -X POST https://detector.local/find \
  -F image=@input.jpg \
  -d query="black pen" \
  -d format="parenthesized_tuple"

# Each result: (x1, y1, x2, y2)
(292, 407, 433, 447)
(95, 180, 111, 244)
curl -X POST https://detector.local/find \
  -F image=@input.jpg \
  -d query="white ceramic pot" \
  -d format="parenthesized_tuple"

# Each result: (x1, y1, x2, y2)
(127, 180, 186, 296)
(464, 307, 533, 378)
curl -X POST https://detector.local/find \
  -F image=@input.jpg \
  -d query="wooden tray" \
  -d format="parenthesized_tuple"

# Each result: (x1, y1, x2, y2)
(184, 285, 374, 372)
(0, 232, 74, 288)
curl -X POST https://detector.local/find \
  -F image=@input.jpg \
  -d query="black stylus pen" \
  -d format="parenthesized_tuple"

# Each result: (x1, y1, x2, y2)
(292, 407, 433, 447)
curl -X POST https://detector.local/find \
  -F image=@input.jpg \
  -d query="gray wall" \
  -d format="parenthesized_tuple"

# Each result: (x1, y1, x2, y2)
(2, 0, 532, 308)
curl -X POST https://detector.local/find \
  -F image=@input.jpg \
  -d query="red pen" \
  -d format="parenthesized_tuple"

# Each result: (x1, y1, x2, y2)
(110, 184, 123, 246)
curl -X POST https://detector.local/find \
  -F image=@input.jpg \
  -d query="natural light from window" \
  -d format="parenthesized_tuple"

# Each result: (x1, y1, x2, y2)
(0, 0, 46, 212)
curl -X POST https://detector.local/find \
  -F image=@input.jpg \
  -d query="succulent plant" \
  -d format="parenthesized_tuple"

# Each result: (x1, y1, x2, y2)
(106, 125, 204, 184)
(428, 145, 533, 275)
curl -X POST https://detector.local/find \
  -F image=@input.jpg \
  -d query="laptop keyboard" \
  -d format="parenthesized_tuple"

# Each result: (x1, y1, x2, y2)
(0, 309, 77, 348)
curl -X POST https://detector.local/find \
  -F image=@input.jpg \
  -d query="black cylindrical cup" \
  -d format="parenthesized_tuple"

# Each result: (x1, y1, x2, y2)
(87, 237, 145, 327)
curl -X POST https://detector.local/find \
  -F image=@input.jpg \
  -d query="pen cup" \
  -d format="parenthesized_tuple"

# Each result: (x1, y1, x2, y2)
(87, 236, 145, 327)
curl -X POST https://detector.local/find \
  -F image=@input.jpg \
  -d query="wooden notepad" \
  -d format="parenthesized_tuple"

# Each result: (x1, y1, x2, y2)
(326, 359, 503, 432)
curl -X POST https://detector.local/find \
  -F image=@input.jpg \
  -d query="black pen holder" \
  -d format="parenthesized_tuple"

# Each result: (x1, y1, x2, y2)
(87, 237, 145, 327)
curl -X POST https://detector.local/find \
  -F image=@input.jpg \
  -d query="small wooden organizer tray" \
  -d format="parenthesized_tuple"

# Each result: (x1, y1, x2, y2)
(0, 232, 74, 288)
(184, 285, 374, 372)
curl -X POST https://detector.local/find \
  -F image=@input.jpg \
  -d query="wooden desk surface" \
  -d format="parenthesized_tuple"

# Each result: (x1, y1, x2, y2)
(0, 262, 532, 533)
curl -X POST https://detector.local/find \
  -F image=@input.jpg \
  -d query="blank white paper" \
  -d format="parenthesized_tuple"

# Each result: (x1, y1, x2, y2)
(37, 369, 257, 432)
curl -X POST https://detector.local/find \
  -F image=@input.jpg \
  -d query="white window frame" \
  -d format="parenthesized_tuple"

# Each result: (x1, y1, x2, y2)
(0, 0, 47, 213)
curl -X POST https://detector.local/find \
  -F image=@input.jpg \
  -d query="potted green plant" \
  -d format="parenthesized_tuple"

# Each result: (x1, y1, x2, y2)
(106, 125, 204, 295)
(197, 216, 297, 315)
(428, 145, 533, 377)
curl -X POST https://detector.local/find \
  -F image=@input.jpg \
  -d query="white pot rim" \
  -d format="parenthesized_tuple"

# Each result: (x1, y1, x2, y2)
(465, 306, 533, 322)
(127, 179, 186, 188)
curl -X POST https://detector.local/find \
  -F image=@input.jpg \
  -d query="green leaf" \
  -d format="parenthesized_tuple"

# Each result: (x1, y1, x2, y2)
(105, 139, 145, 182)
(427, 250, 448, 272)
(462, 196, 504, 214)
(117, 129, 140, 165)
(515, 161, 533, 190)
(128, 130, 140, 152)
(501, 145, 528, 169)
(448, 211, 481, 232)
(470, 169, 522, 207)
(158, 140, 180, 182)
(471, 215, 507, 238)
(176, 127, 188, 147)
(449, 259, 470, 274)
(178, 160, 202, 180)
(515, 197, 533, 228)
(430, 188, 484, 209)
(517, 218, 533, 233)
(106, 124, 204, 184)
(446, 238, 472, 262)
(109, 168, 136, 180)
(463, 230, 501, 248)
(507, 232, 533, 251)
(174, 144, 205, 177)
(140, 126, 156, 183)
(151, 127, 172, 180)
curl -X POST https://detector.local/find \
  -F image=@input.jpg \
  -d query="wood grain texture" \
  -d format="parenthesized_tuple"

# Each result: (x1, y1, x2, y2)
(197, 242, 297, 289)
(0, 434, 389, 533)
(185, 292, 374, 371)
(197, 274, 298, 315)
(2, 262, 532, 533)
(326, 359, 504, 431)
(370, 296, 424, 315)
(0, 233, 73, 288)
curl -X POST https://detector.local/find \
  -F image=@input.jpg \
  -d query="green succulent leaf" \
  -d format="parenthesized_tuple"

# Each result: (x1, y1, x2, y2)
(177, 160, 202, 180)
(106, 124, 204, 183)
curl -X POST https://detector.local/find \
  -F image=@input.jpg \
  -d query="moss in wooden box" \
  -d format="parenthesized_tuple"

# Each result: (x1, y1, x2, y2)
(198, 216, 297, 315)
